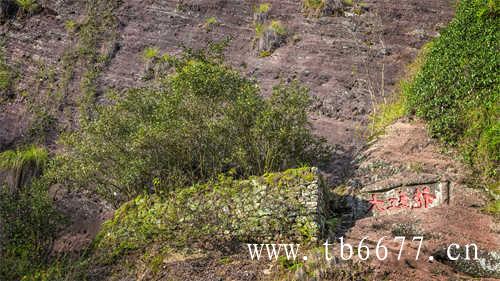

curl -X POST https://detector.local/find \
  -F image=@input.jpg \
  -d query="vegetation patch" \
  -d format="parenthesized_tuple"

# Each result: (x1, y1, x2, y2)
(404, 0, 499, 185)
(203, 16, 219, 31)
(372, 0, 498, 189)
(0, 45, 15, 101)
(24, 167, 326, 280)
(48, 45, 330, 202)
(0, 145, 48, 171)
(254, 20, 287, 55)
(302, 0, 344, 17)
(15, 0, 39, 15)
(0, 145, 60, 281)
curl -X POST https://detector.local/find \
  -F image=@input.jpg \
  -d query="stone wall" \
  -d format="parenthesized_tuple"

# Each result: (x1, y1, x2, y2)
(94, 167, 329, 261)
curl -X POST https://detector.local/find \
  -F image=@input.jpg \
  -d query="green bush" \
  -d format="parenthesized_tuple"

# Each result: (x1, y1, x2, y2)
(142, 46, 159, 60)
(49, 47, 330, 202)
(0, 145, 48, 171)
(15, 0, 39, 14)
(255, 3, 271, 14)
(0, 180, 61, 280)
(405, 0, 499, 182)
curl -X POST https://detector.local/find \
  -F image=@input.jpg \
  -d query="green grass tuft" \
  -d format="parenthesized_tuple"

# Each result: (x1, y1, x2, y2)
(15, 0, 39, 13)
(269, 20, 286, 35)
(255, 3, 271, 14)
(142, 46, 159, 60)
(0, 146, 48, 171)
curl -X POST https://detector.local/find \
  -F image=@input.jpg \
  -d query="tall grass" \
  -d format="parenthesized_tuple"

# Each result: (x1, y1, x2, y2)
(0, 145, 48, 171)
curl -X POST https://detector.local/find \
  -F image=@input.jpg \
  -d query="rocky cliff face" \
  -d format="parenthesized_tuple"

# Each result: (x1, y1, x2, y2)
(2, 1, 475, 280)
(0, 0, 453, 185)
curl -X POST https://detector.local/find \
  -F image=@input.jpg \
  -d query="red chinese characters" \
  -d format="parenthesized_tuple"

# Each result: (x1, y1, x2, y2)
(368, 187, 436, 213)
(368, 194, 386, 211)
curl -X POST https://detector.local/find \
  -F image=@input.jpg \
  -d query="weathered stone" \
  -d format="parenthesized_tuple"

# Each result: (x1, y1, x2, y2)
(351, 176, 451, 218)
(0, 0, 17, 23)
(435, 248, 500, 278)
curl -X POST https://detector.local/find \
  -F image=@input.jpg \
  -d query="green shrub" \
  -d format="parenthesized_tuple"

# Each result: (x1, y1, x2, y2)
(342, 0, 354, 6)
(269, 20, 286, 35)
(49, 46, 330, 202)
(259, 50, 271, 57)
(0, 180, 62, 280)
(255, 20, 286, 39)
(64, 19, 77, 33)
(303, 0, 326, 10)
(0, 145, 49, 193)
(142, 46, 159, 60)
(255, 3, 271, 14)
(204, 17, 219, 31)
(303, 0, 327, 16)
(15, 0, 39, 14)
(405, 0, 499, 183)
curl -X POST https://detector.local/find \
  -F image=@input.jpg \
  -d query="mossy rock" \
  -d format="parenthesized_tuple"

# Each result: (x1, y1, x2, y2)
(90, 167, 328, 268)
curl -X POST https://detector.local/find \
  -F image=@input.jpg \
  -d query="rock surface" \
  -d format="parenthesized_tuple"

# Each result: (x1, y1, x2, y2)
(336, 120, 500, 280)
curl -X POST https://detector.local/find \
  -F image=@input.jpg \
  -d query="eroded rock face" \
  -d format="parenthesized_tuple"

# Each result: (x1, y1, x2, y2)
(0, 0, 17, 23)
(0, 0, 455, 158)
(257, 28, 285, 54)
(329, 121, 462, 230)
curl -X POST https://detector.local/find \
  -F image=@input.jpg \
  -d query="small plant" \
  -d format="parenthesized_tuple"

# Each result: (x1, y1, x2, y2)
(304, 0, 325, 10)
(204, 16, 218, 31)
(484, 200, 500, 216)
(303, 0, 326, 16)
(15, 0, 39, 14)
(65, 19, 77, 33)
(342, 0, 354, 6)
(255, 3, 271, 14)
(142, 46, 159, 60)
(254, 23, 265, 38)
(254, 21, 287, 57)
(408, 162, 424, 174)
(259, 50, 271, 57)
(0, 68, 12, 92)
(269, 20, 286, 36)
